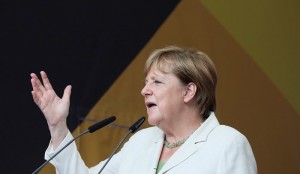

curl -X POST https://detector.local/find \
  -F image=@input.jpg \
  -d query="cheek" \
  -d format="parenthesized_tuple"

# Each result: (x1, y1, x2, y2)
(158, 92, 183, 111)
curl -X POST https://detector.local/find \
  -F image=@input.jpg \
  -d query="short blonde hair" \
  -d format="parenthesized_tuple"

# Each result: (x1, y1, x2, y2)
(145, 46, 217, 119)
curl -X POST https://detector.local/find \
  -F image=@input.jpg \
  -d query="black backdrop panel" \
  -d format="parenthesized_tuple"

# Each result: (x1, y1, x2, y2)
(0, 1, 179, 173)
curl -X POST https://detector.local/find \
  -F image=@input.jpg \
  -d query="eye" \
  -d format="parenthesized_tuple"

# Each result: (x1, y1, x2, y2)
(154, 80, 162, 84)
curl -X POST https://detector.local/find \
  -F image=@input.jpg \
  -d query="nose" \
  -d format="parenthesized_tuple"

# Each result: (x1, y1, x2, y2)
(141, 83, 152, 96)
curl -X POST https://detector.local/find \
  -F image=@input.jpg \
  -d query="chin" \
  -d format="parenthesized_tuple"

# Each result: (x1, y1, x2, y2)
(147, 115, 160, 126)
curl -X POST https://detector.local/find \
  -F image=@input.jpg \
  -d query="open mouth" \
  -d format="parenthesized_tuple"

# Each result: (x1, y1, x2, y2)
(146, 102, 157, 108)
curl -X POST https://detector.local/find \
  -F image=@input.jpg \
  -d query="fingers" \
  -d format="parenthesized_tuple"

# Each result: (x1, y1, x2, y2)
(31, 91, 40, 105)
(30, 71, 70, 103)
(40, 71, 53, 90)
(30, 73, 39, 91)
(31, 73, 45, 98)
(30, 71, 55, 93)
(30, 73, 43, 106)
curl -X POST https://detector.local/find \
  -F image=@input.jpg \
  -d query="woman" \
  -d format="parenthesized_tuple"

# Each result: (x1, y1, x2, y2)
(31, 46, 257, 174)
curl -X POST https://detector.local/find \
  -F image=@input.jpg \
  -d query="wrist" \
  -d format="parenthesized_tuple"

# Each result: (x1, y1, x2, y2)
(49, 121, 68, 149)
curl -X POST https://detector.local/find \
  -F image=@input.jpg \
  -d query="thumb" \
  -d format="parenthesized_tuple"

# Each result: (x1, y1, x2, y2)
(62, 85, 72, 102)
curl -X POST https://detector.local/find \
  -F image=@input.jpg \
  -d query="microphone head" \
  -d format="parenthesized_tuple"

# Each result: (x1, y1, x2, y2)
(129, 117, 145, 133)
(88, 116, 116, 133)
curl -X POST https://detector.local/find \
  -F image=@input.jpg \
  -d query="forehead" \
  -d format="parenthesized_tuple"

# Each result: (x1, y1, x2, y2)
(146, 60, 173, 75)
(145, 64, 171, 78)
(144, 66, 183, 86)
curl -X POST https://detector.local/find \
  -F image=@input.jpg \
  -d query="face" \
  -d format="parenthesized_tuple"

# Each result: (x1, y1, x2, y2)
(141, 65, 187, 127)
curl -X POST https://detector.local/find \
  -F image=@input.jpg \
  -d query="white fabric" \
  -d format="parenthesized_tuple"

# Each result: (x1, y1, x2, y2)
(45, 113, 257, 174)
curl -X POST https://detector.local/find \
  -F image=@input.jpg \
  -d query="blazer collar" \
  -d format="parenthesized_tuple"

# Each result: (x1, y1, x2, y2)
(158, 112, 220, 174)
(192, 112, 220, 143)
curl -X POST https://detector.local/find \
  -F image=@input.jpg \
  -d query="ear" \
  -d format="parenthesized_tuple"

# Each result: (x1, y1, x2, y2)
(183, 82, 197, 103)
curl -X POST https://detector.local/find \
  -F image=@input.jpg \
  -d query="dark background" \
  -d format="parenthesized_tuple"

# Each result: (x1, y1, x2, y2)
(0, 1, 179, 173)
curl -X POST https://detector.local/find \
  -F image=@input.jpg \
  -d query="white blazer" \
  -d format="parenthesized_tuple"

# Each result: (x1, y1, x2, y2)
(45, 113, 257, 174)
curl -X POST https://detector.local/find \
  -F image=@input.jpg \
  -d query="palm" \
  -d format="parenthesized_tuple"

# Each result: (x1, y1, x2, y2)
(40, 89, 69, 124)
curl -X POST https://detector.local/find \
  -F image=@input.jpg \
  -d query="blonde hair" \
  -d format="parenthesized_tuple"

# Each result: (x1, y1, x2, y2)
(145, 46, 217, 119)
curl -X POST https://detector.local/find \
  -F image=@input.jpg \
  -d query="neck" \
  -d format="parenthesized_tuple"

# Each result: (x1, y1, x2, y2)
(163, 112, 203, 144)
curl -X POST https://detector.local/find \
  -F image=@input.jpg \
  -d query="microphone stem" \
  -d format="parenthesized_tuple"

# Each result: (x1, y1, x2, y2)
(32, 130, 89, 174)
(98, 130, 132, 174)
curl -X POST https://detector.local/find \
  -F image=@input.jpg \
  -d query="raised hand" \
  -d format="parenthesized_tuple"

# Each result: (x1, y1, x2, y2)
(31, 71, 72, 148)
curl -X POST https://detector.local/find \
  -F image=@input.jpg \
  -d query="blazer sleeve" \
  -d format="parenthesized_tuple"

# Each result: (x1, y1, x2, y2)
(217, 132, 257, 174)
(45, 131, 91, 174)
(45, 130, 121, 174)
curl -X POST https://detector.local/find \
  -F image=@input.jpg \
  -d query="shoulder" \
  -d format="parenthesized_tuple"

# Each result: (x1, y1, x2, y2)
(213, 125, 245, 137)
(209, 126, 257, 173)
(208, 125, 251, 149)
(198, 124, 256, 163)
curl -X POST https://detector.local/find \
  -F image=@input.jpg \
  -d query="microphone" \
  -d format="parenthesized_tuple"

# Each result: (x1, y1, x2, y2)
(88, 116, 116, 133)
(129, 116, 146, 133)
(98, 117, 145, 174)
(32, 116, 116, 174)
(80, 117, 129, 130)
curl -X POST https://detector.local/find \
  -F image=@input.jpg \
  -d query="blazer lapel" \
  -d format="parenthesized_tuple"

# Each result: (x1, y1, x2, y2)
(146, 128, 165, 174)
(193, 113, 220, 144)
(159, 141, 197, 174)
